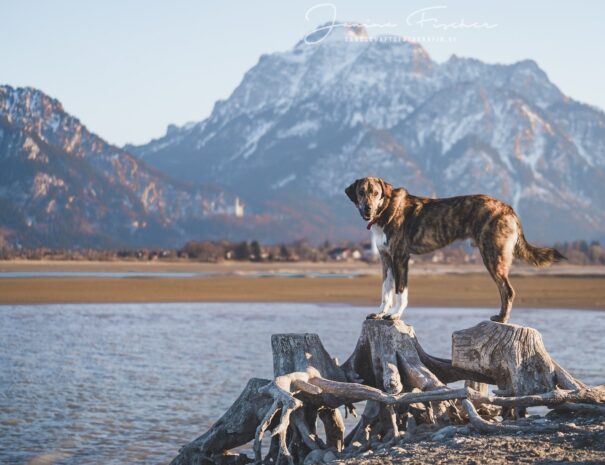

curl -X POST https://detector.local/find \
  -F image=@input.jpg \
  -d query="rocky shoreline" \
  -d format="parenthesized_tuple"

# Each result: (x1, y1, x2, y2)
(328, 411, 605, 465)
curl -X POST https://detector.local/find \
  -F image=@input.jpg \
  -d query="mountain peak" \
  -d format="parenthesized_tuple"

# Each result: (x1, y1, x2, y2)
(300, 21, 369, 46)
(1, 85, 65, 124)
(130, 25, 605, 243)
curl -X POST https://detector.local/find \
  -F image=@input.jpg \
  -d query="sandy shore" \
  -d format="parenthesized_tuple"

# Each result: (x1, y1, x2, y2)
(2, 259, 604, 275)
(0, 261, 604, 308)
(339, 411, 605, 465)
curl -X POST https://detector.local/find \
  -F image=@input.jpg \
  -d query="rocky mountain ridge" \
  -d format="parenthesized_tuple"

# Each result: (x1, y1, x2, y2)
(0, 85, 250, 248)
(131, 24, 605, 243)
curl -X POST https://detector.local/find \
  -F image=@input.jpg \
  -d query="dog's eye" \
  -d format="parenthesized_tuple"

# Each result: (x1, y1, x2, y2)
(373, 191, 379, 196)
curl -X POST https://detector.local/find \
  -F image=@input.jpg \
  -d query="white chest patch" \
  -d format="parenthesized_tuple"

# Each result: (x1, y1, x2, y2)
(371, 224, 388, 250)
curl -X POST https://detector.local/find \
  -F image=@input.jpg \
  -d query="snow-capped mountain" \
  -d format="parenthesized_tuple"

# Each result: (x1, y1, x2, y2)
(131, 23, 605, 243)
(0, 86, 248, 248)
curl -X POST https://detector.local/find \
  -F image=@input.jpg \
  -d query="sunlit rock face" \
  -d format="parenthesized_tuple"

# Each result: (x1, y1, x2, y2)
(0, 85, 237, 248)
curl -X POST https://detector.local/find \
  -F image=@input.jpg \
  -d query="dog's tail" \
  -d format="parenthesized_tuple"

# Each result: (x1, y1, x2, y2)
(514, 232, 565, 267)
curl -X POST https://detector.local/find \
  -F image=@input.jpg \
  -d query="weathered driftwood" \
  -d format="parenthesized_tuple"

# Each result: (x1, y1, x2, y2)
(170, 319, 602, 465)
(342, 320, 489, 393)
(452, 321, 585, 418)
(460, 398, 581, 434)
(554, 401, 605, 414)
(169, 378, 273, 465)
(452, 321, 585, 395)
(464, 380, 499, 417)
(338, 320, 486, 437)
(467, 385, 605, 408)
(452, 320, 589, 419)
(252, 333, 349, 464)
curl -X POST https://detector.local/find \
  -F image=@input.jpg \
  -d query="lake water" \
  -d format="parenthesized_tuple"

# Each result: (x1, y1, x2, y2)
(1, 303, 603, 465)
(0, 271, 371, 279)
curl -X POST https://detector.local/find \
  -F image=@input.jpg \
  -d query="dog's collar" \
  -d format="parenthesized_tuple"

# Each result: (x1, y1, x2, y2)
(366, 219, 378, 230)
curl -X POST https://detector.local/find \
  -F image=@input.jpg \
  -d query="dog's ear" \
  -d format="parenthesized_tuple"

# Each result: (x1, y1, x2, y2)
(345, 180, 360, 204)
(379, 179, 393, 198)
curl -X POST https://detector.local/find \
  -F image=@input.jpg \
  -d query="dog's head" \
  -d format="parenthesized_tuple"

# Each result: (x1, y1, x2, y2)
(345, 177, 393, 222)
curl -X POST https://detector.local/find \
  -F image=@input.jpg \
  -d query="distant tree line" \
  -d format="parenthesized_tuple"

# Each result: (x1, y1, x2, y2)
(553, 240, 605, 265)
(181, 240, 334, 262)
(1, 239, 604, 265)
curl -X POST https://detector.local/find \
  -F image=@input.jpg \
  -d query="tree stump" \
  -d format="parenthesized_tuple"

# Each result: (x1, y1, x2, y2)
(343, 320, 440, 394)
(343, 320, 491, 392)
(452, 321, 585, 396)
(168, 319, 602, 465)
(341, 320, 486, 438)
(260, 334, 349, 464)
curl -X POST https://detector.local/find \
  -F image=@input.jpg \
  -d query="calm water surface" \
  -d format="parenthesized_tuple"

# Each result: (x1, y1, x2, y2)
(1, 303, 603, 465)
(0, 271, 368, 279)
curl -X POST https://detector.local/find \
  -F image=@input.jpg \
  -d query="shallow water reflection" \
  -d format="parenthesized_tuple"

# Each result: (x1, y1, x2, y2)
(1, 303, 603, 464)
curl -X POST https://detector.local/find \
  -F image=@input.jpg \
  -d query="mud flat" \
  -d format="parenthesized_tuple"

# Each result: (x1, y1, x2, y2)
(0, 272, 604, 308)
(2, 259, 604, 275)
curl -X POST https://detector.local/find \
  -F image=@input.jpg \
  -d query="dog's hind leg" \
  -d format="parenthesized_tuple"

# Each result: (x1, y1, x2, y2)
(481, 219, 517, 323)
(490, 272, 515, 324)
(367, 253, 395, 320)
(385, 255, 409, 321)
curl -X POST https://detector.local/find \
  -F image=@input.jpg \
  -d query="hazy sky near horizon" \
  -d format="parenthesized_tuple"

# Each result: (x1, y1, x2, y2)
(3, 1, 604, 146)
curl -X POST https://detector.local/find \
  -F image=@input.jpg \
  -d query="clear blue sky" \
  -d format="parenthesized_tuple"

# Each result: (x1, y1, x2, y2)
(2, 0, 603, 146)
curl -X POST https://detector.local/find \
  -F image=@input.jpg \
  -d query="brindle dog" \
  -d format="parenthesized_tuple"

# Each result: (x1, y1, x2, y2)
(345, 177, 564, 323)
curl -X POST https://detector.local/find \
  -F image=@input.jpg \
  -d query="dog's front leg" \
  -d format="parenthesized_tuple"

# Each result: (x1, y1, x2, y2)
(385, 255, 409, 321)
(366, 255, 395, 320)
